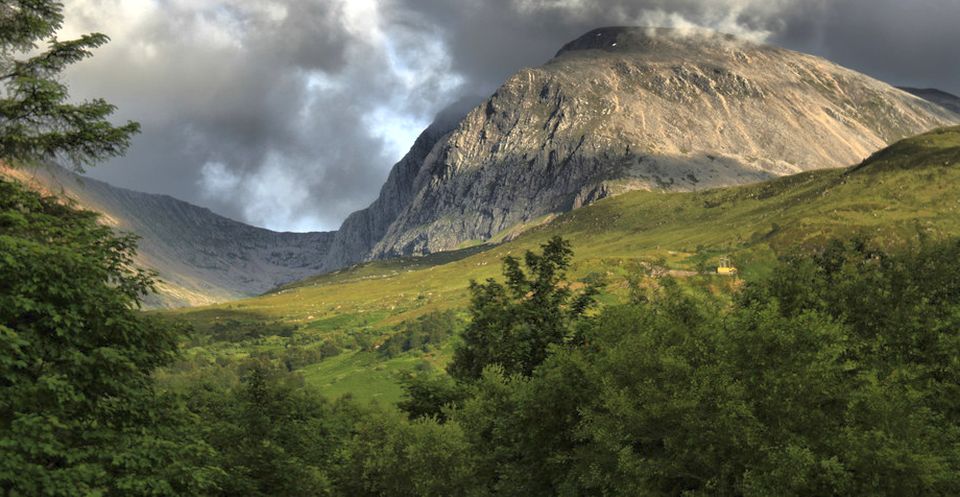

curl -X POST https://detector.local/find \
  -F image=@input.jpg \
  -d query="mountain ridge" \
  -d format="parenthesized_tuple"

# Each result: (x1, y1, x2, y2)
(2, 165, 335, 308)
(898, 87, 960, 114)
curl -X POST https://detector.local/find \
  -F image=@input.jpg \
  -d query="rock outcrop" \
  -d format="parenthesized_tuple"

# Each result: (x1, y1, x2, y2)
(316, 98, 479, 274)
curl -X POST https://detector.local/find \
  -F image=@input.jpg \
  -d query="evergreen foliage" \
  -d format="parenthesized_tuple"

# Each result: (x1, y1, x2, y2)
(0, 3, 210, 494)
(0, 0, 139, 169)
(184, 364, 351, 497)
(397, 371, 467, 422)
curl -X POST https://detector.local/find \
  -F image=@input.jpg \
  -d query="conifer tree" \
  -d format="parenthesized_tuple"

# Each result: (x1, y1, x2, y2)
(0, 0, 139, 170)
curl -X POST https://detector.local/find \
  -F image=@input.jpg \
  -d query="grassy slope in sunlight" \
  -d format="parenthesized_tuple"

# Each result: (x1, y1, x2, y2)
(160, 126, 960, 402)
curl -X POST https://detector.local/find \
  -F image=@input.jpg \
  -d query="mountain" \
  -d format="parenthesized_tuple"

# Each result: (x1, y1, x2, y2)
(1, 166, 334, 308)
(163, 125, 960, 402)
(7, 27, 958, 308)
(317, 27, 958, 270)
(899, 87, 960, 114)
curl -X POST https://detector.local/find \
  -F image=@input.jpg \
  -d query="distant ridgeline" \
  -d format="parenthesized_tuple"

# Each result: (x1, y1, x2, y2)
(1, 165, 334, 308)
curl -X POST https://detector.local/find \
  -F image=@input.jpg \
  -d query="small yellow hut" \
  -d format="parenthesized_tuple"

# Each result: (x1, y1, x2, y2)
(717, 256, 737, 275)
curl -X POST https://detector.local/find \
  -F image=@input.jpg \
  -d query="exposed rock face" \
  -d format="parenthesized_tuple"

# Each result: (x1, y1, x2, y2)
(3, 166, 334, 308)
(319, 27, 959, 266)
(899, 87, 960, 114)
(317, 99, 477, 274)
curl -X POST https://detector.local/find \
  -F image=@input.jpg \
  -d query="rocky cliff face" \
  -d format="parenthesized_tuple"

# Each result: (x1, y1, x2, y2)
(318, 27, 959, 266)
(317, 99, 477, 274)
(3, 166, 334, 308)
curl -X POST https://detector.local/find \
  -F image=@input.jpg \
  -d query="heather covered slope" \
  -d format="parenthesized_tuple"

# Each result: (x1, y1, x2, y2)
(161, 126, 960, 402)
(2, 166, 334, 308)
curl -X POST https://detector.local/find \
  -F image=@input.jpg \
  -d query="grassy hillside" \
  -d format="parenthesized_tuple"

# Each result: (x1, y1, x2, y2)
(158, 126, 960, 403)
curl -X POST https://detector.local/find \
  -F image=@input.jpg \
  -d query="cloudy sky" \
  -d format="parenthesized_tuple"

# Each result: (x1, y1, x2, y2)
(59, 0, 960, 232)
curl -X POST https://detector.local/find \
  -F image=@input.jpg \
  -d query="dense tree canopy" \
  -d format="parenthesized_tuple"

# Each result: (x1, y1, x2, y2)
(437, 238, 960, 496)
(326, 237, 957, 497)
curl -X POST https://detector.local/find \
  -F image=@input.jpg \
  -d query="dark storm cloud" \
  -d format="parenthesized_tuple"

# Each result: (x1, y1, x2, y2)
(59, 0, 959, 231)
(774, 0, 960, 96)
(63, 0, 461, 231)
(390, 0, 959, 96)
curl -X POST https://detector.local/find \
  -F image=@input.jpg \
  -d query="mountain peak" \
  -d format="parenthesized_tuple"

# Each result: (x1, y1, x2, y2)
(555, 26, 750, 58)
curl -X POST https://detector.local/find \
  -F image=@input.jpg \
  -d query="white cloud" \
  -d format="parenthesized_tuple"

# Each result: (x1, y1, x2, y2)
(198, 161, 240, 197)
(61, 0, 160, 40)
(339, 0, 384, 41)
(240, 153, 318, 231)
(364, 106, 430, 164)
(633, 9, 772, 42)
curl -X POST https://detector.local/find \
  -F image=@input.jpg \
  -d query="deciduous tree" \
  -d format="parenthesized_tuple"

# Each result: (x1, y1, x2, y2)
(448, 236, 600, 381)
